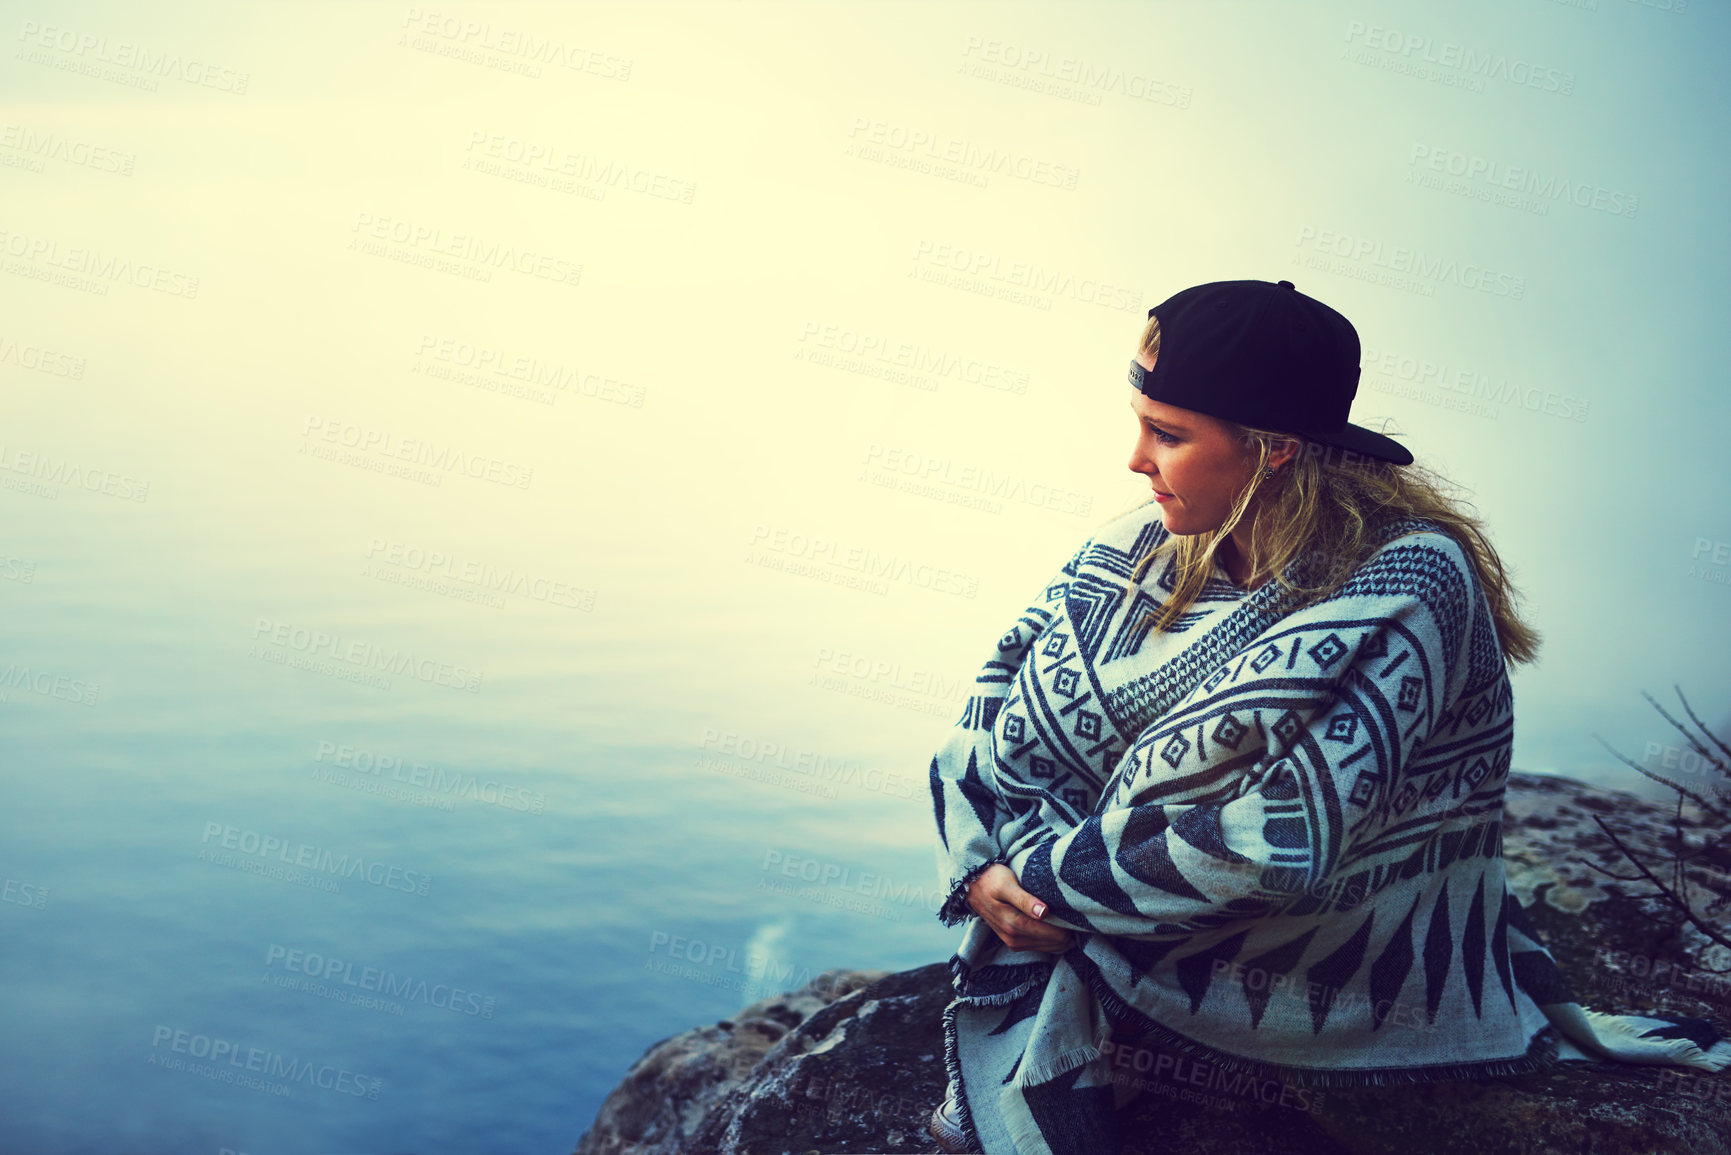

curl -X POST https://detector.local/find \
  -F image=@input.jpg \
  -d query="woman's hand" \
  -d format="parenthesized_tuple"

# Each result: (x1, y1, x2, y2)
(967, 863, 1075, 954)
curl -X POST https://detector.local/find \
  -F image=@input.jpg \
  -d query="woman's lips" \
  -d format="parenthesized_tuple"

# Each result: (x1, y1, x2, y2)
(1153, 491, 1172, 503)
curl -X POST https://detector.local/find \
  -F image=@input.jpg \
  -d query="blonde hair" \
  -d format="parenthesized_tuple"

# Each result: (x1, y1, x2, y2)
(1129, 314, 1541, 667)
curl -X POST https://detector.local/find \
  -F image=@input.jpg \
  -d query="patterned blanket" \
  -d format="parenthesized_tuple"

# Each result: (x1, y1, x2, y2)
(929, 504, 1730, 1155)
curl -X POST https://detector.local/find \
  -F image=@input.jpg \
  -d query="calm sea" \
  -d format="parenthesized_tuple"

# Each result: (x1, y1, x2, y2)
(0, 495, 968, 1155)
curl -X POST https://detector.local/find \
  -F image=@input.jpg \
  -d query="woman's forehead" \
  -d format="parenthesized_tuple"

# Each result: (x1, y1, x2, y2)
(1128, 388, 1211, 430)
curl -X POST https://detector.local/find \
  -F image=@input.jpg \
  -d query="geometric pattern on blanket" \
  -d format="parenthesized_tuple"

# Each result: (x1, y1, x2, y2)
(929, 502, 1731, 1155)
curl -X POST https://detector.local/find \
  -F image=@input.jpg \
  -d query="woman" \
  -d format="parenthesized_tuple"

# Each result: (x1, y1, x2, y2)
(926, 279, 1729, 1155)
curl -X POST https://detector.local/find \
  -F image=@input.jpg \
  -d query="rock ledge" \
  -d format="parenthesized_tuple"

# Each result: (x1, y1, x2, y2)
(575, 772, 1731, 1154)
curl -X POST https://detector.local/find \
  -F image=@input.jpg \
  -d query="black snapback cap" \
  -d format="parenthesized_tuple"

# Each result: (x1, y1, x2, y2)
(1128, 279, 1413, 466)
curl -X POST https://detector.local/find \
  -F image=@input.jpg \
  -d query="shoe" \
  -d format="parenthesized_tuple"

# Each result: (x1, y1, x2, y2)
(929, 1088, 977, 1153)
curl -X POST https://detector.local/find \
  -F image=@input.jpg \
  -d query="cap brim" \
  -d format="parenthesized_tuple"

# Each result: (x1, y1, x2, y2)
(1312, 423, 1414, 466)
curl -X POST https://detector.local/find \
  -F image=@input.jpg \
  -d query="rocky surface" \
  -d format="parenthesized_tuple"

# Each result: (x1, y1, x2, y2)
(573, 969, 891, 1155)
(574, 771, 1731, 1154)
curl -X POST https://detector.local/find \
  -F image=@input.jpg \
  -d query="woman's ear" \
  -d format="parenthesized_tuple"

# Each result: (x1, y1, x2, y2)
(1268, 437, 1302, 471)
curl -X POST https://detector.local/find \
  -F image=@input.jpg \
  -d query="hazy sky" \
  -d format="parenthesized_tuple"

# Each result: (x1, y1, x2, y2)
(5, 0, 1728, 806)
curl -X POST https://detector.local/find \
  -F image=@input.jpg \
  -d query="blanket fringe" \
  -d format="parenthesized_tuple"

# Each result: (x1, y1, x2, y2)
(1015, 1042, 1104, 1089)
(939, 860, 1003, 927)
(949, 956, 1052, 1005)
(999, 1083, 1054, 1155)
(939, 997, 986, 1153)
(1550, 1005, 1731, 1072)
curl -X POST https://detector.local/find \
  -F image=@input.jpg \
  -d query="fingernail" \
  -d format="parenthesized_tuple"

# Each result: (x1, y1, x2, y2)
(1031, 902, 1046, 919)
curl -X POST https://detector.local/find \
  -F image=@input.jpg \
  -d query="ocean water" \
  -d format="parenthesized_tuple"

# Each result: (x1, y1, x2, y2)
(0, 498, 969, 1155)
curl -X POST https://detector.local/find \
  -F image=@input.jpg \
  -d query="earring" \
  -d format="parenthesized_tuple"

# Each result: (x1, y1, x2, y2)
(1262, 467, 1275, 480)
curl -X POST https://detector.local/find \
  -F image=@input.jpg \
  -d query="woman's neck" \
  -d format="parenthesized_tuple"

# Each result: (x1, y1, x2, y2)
(1215, 532, 1267, 590)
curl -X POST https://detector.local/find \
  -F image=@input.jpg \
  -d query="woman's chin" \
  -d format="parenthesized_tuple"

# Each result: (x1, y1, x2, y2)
(1158, 512, 1217, 539)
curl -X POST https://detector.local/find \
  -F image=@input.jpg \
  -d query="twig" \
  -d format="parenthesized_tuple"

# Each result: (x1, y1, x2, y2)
(1574, 856, 1643, 883)
(1589, 733, 1731, 826)
(1669, 684, 1731, 766)
(1590, 814, 1731, 956)
(1640, 688, 1731, 782)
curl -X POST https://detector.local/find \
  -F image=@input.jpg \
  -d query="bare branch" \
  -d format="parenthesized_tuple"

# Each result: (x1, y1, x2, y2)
(1672, 684, 1731, 766)
(1591, 815, 1731, 955)
(1574, 856, 1645, 883)
(1589, 732, 1731, 826)
(1641, 689, 1730, 780)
